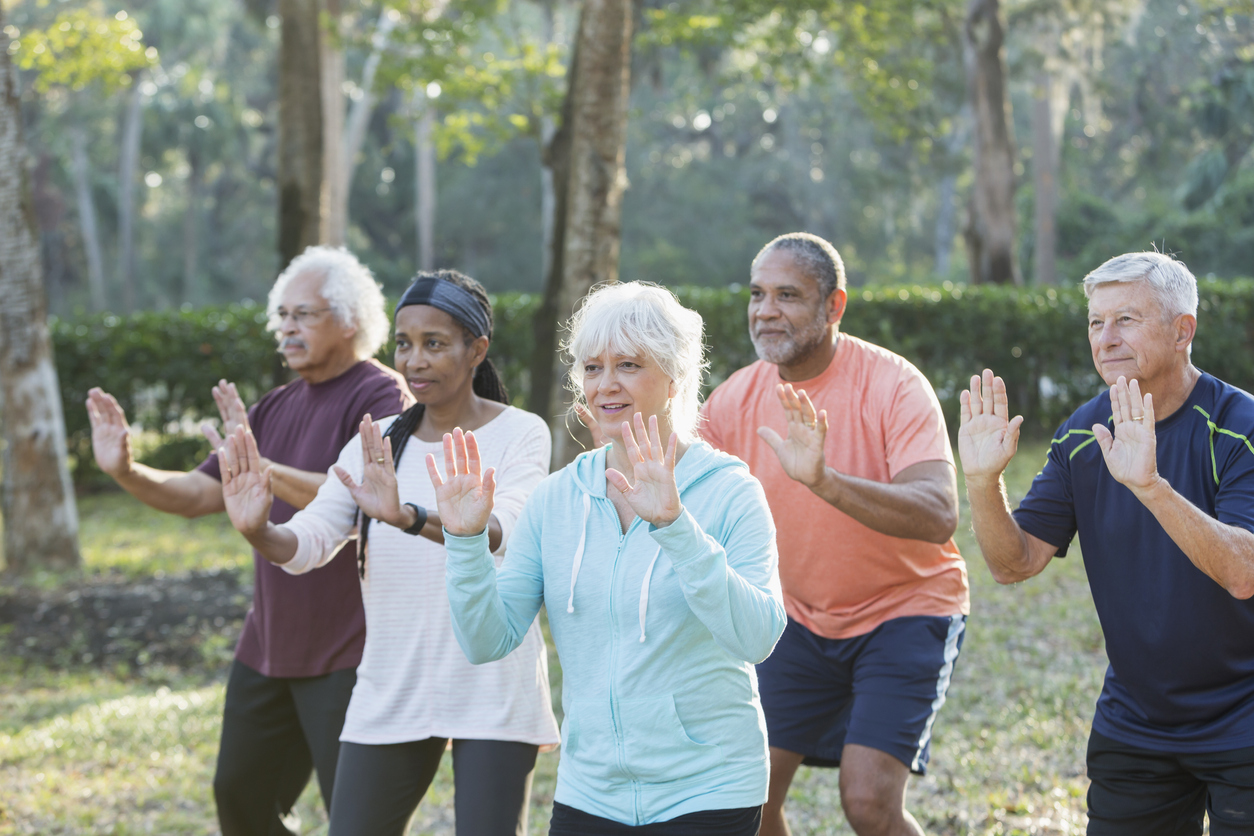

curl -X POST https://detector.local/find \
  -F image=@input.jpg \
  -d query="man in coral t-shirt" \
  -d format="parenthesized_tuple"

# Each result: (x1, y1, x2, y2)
(701, 233, 969, 836)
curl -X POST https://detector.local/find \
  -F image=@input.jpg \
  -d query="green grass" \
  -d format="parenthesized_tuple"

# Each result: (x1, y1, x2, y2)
(0, 442, 1108, 835)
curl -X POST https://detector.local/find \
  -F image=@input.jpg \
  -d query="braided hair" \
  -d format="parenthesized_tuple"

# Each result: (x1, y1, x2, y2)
(357, 270, 509, 578)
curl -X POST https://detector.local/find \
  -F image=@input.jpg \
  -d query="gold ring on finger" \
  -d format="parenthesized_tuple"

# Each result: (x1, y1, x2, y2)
(1132, 416, 1143, 421)
(376, 457, 385, 463)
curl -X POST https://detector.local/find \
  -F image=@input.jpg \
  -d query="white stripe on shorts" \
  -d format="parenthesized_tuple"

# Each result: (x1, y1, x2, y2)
(910, 614, 966, 773)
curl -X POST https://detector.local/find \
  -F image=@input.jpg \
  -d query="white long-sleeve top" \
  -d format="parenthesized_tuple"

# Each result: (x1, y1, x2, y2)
(281, 406, 560, 746)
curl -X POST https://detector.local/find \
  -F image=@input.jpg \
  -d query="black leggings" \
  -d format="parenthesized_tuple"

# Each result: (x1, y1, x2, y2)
(213, 660, 356, 836)
(549, 801, 763, 835)
(328, 737, 539, 836)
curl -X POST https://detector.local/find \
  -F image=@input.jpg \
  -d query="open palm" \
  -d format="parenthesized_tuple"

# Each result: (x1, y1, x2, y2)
(757, 384, 827, 488)
(334, 415, 403, 525)
(1093, 376, 1157, 491)
(605, 413, 681, 528)
(426, 428, 496, 537)
(202, 380, 251, 448)
(957, 370, 1024, 481)
(220, 427, 273, 535)
(86, 388, 134, 477)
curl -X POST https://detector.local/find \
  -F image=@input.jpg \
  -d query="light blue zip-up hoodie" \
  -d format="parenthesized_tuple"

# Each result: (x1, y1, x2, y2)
(444, 440, 786, 825)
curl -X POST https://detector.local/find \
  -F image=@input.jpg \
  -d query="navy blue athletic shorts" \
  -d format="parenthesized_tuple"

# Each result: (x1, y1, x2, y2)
(756, 614, 966, 775)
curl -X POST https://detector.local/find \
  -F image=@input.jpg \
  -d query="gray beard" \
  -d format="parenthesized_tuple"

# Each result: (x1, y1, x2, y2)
(751, 314, 828, 367)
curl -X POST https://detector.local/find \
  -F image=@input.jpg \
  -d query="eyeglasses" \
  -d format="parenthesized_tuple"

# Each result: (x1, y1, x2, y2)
(274, 307, 332, 325)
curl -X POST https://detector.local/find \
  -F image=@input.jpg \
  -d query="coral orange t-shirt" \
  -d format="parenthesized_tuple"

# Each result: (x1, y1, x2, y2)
(700, 334, 969, 639)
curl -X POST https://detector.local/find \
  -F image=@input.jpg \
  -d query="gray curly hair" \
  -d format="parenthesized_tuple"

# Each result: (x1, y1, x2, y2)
(266, 246, 390, 359)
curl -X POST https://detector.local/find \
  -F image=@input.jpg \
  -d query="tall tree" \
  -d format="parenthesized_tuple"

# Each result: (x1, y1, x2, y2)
(963, 0, 1020, 284)
(278, 0, 324, 267)
(115, 77, 144, 310)
(0, 16, 81, 573)
(528, 0, 633, 465)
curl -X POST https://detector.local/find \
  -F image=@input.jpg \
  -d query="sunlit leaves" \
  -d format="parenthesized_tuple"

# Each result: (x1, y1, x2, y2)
(8, 6, 158, 94)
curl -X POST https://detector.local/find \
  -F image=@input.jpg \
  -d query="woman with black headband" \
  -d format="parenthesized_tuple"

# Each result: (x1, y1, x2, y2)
(218, 270, 559, 836)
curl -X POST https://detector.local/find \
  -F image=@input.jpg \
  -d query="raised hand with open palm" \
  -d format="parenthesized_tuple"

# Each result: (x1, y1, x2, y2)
(957, 369, 1025, 484)
(426, 428, 497, 537)
(605, 412, 682, 528)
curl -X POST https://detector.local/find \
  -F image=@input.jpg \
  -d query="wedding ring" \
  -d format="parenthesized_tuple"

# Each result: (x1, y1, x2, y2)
(1132, 416, 1143, 421)
(376, 457, 385, 463)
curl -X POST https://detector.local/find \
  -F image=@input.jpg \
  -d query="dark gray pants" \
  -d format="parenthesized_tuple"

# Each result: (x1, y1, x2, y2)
(328, 737, 539, 836)
(214, 659, 357, 836)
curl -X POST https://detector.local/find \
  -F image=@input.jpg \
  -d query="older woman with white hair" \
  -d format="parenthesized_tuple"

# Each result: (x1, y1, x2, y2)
(429, 281, 787, 834)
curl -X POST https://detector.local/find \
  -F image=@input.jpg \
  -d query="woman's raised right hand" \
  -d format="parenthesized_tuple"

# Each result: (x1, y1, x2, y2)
(426, 428, 495, 537)
(220, 426, 274, 536)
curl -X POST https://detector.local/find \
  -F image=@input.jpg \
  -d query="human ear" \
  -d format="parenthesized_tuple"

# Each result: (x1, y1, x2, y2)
(1175, 313, 1197, 352)
(827, 288, 848, 325)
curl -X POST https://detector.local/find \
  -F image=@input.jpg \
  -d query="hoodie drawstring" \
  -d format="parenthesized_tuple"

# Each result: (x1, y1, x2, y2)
(639, 547, 661, 643)
(566, 492, 591, 613)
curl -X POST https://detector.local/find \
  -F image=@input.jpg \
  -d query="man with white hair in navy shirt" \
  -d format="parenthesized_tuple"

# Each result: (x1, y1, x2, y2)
(960, 251, 1254, 835)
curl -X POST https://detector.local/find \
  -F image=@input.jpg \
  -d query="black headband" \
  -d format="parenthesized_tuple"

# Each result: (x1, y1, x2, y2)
(396, 276, 491, 339)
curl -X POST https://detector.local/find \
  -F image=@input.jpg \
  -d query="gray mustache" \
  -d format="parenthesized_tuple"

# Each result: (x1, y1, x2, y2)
(280, 338, 307, 351)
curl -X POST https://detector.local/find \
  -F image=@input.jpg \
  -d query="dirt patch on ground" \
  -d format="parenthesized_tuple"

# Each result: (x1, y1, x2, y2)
(0, 570, 250, 672)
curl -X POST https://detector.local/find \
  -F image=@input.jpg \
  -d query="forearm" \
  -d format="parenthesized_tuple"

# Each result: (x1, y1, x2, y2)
(444, 529, 533, 663)
(265, 463, 326, 510)
(966, 476, 1045, 583)
(654, 510, 787, 662)
(239, 522, 299, 566)
(1134, 478, 1254, 599)
(809, 468, 957, 543)
(113, 465, 224, 517)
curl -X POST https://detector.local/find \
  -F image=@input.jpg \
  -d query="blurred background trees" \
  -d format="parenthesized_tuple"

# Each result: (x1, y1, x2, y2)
(4, 0, 1249, 313)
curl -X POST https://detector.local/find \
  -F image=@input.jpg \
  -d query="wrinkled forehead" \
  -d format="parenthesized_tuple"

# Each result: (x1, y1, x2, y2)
(1086, 280, 1161, 317)
(277, 270, 329, 309)
(750, 249, 821, 294)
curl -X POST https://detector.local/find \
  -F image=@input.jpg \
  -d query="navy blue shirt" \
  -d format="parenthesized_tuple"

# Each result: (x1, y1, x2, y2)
(1014, 371, 1254, 752)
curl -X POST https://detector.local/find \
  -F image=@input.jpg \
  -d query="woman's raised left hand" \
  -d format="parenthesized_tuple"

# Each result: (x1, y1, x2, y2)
(605, 412, 682, 528)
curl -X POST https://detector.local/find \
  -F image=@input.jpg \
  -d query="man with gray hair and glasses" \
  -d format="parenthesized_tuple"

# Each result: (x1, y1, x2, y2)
(961, 251, 1254, 835)
(86, 246, 411, 836)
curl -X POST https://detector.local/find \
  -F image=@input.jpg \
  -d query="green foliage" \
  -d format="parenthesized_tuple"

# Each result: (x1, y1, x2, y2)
(8, 6, 157, 93)
(51, 280, 1254, 485)
(52, 304, 281, 483)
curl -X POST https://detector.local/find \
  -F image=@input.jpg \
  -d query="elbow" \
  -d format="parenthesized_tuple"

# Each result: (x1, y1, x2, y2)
(748, 605, 789, 664)
(916, 506, 958, 545)
(1227, 579, 1254, 601)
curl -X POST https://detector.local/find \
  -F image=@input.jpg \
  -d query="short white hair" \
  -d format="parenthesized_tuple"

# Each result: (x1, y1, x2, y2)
(1082, 252, 1198, 319)
(564, 282, 708, 442)
(266, 246, 390, 360)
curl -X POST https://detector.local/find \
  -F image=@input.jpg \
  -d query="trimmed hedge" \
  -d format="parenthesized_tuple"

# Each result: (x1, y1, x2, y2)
(54, 280, 1254, 481)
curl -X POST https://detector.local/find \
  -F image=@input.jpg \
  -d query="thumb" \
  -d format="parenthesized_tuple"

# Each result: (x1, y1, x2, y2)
(333, 465, 359, 491)
(757, 426, 785, 456)
(483, 467, 497, 496)
(605, 467, 632, 494)
(1092, 423, 1113, 456)
(202, 422, 223, 448)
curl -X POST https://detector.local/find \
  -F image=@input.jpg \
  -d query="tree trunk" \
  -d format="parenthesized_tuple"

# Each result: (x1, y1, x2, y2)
(181, 149, 202, 304)
(962, 0, 1019, 285)
(278, 0, 324, 268)
(528, 0, 633, 467)
(320, 0, 347, 246)
(1031, 70, 1058, 285)
(69, 129, 106, 310)
(415, 101, 436, 271)
(116, 79, 144, 310)
(0, 23, 81, 574)
(339, 10, 397, 232)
